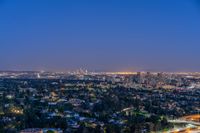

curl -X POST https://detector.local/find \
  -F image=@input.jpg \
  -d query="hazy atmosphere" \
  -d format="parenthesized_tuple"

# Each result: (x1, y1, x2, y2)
(1, 0, 200, 72)
(1, 1, 200, 133)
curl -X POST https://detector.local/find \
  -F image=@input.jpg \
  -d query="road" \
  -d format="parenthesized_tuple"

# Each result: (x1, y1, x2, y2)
(168, 114, 200, 133)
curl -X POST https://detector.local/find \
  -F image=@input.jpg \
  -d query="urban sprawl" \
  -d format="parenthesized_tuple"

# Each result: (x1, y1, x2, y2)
(0, 70, 200, 133)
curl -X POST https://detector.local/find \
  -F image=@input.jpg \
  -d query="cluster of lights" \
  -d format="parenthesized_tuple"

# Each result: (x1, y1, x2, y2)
(11, 108, 23, 115)
(105, 72, 137, 75)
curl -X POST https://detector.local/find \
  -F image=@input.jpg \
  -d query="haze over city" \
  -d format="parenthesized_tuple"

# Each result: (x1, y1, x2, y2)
(1, 1, 200, 133)
(1, 0, 200, 72)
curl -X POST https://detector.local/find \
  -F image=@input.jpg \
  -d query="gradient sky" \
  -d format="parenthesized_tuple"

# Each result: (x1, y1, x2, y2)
(1, 0, 200, 72)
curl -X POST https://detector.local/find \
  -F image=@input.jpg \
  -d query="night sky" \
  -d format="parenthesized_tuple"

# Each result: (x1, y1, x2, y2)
(1, 0, 200, 72)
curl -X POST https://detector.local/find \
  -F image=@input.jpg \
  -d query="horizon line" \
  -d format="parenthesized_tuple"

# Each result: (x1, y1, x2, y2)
(1, 69, 200, 74)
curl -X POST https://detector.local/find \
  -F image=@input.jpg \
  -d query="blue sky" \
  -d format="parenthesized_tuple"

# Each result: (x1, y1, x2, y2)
(0, 0, 200, 71)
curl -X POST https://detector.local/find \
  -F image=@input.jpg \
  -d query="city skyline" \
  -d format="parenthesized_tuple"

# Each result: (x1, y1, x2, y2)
(1, 0, 200, 72)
